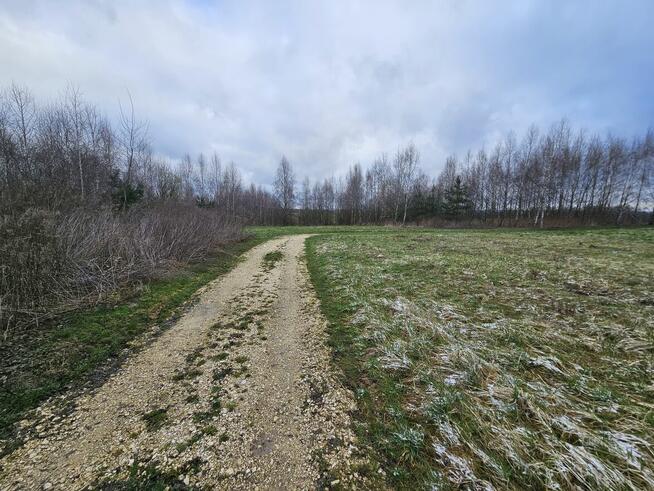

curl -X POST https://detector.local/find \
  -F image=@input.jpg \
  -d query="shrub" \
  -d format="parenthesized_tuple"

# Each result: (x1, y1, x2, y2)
(0, 204, 242, 340)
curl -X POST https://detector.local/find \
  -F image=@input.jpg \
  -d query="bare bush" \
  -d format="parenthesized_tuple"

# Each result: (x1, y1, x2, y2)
(0, 205, 242, 340)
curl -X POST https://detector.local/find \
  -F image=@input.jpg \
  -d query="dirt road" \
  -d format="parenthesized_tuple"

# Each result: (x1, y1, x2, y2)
(0, 235, 366, 490)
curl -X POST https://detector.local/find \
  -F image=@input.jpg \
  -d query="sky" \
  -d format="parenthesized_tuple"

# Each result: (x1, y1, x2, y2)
(1, 0, 653, 184)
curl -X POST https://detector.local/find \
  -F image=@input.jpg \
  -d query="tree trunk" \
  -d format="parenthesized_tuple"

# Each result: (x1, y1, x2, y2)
(402, 194, 408, 225)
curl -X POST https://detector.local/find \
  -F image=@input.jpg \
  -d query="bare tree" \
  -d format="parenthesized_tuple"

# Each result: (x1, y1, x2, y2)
(64, 85, 87, 200)
(393, 143, 419, 225)
(274, 155, 295, 224)
(117, 91, 148, 209)
(343, 163, 364, 224)
(7, 83, 36, 169)
(208, 152, 222, 203)
(300, 176, 311, 224)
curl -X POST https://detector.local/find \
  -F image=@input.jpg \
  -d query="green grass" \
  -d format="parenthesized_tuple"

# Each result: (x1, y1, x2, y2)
(142, 407, 168, 432)
(0, 234, 266, 448)
(305, 226, 654, 490)
(262, 250, 283, 270)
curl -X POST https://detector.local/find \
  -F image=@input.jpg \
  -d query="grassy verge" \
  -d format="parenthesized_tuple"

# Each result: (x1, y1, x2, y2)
(306, 227, 654, 489)
(0, 235, 265, 448)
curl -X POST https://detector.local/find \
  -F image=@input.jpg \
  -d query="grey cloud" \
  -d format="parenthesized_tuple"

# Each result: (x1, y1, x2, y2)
(1, 0, 652, 185)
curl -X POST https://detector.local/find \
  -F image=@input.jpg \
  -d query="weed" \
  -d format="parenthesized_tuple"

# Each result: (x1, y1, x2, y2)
(203, 425, 218, 436)
(143, 408, 168, 432)
(262, 250, 283, 270)
(212, 366, 233, 381)
(172, 368, 203, 381)
(185, 348, 204, 364)
(211, 352, 229, 361)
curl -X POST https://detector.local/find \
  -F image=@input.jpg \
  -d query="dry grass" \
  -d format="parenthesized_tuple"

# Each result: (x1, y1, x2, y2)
(307, 227, 654, 489)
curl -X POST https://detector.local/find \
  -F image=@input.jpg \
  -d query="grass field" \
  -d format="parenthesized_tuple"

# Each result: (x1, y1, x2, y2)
(305, 227, 654, 489)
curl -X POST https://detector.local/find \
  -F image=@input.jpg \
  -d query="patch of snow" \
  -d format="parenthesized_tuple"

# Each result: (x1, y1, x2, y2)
(379, 341, 411, 370)
(444, 374, 461, 386)
(528, 356, 564, 375)
(604, 431, 646, 469)
(471, 445, 504, 478)
(433, 443, 494, 490)
(392, 425, 424, 450)
(349, 308, 370, 326)
(487, 383, 508, 411)
(438, 421, 460, 446)
(560, 442, 628, 488)
(390, 297, 410, 314)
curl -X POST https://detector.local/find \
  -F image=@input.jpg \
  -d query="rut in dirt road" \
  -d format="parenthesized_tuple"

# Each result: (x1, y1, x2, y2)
(0, 235, 372, 490)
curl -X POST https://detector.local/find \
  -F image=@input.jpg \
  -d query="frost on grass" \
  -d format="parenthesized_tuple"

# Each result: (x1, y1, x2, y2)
(433, 443, 494, 490)
(313, 230, 654, 490)
(379, 340, 411, 370)
(527, 355, 565, 376)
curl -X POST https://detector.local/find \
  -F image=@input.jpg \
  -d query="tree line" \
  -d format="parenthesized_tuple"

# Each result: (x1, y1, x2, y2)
(284, 122, 654, 227)
(5, 82, 648, 229)
(144, 120, 652, 229)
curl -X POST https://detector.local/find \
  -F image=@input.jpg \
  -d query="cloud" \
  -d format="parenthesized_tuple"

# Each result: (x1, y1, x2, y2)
(1, 0, 653, 183)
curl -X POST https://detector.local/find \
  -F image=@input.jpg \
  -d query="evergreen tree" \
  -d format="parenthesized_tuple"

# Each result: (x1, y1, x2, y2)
(428, 184, 442, 216)
(411, 184, 442, 221)
(443, 176, 472, 219)
(409, 187, 428, 221)
(110, 171, 144, 211)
